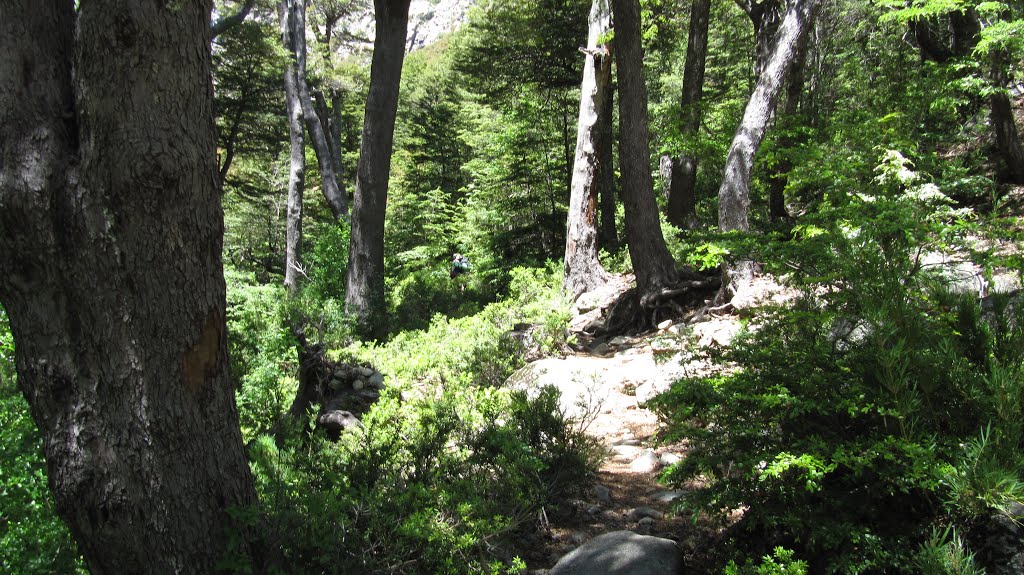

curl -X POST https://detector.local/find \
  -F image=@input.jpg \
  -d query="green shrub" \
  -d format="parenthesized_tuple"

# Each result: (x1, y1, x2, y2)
(914, 527, 984, 575)
(389, 267, 484, 333)
(222, 263, 592, 573)
(724, 547, 809, 575)
(648, 152, 1024, 573)
(354, 264, 571, 390)
(237, 384, 602, 574)
(226, 267, 299, 442)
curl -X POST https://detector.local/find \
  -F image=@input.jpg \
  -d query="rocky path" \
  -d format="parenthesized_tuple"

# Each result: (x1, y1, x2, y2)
(507, 276, 754, 572)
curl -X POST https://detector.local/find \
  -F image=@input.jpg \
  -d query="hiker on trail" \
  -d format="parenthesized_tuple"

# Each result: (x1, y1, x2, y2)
(450, 253, 470, 278)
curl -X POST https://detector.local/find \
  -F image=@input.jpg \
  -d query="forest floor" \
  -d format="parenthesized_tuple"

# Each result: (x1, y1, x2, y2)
(508, 274, 761, 573)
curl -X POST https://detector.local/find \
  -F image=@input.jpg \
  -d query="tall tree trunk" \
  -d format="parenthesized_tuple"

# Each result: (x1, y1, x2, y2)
(288, 0, 348, 220)
(718, 0, 818, 300)
(718, 0, 819, 233)
(598, 81, 619, 252)
(990, 53, 1024, 185)
(991, 83, 1024, 185)
(0, 1, 256, 572)
(346, 0, 412, 340)
(767, 39, 807, 221)
(564, 0, 614, 299)
(281, 0, 308, 295)
(611, 0, 678, 295)
(736, 0, 784, 76)
(665, 0, 711, 229)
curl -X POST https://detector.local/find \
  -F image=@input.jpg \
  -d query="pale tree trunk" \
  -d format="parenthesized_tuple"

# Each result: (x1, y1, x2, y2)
(281, 0, 308, 295)
(346, 0, 412, 340)
(564, 0, 614, 300)
(611, 0, 678, 295)
(665, 0, 711, 230)
(0, 1, 256, 572)
(718, 0, 819, 234)
(287, 0, 348, 219)
(313, 12, 348, 195)
(718, 0, 818, 301)
(211, 0, 257, 39)
(598, 82, 619, 252)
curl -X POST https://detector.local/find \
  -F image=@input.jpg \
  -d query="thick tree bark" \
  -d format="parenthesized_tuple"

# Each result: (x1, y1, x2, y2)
(598, 82, 619, 252)
(611, 0, 678, 295)
(564, 0, 614, 299)
(665, 0, 711, 230)
(280, 0, 308, 294)
(718, 0, 819, 233)
(287, 0, 348, 220)
(0, 1, 256, 572)
(346, 0, 412, 340)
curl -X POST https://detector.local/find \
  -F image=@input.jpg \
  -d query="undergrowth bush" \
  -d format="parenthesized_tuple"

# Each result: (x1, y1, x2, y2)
(352, 264, 571, 389)
(221, 263, 595, 573)
(226, 267, 299, 443)
(649, 151, 1024, 573)
(234, 385, 601, 574)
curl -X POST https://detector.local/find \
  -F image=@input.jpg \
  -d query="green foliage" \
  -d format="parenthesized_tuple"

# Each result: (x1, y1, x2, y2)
(305, 221, 351, 303)
(914, 527, 984, 575)
(649, 154, 1024, 573)
(219, 263, 593, 573)
(235, 378, 600, 574)
(226, 267, 299, 443)
(363, 264, 571, 390)
(0, 309, 85, 574)
(724, 548, 809, 575)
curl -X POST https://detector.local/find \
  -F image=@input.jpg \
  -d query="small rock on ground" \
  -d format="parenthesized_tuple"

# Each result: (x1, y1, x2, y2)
(548, 531, 682, 575)
(629, 449, 661, 473)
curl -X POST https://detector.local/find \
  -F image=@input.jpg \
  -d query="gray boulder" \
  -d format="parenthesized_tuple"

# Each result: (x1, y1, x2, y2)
(548, 531, 682, 575)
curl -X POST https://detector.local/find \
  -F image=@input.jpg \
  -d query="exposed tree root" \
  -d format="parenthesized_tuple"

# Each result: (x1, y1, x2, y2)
(602, 269, 721, 335)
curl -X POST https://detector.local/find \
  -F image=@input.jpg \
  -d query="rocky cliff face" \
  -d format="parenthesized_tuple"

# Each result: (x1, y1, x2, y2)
(343, 0, 473, 53)
(406, 0, 474, 50)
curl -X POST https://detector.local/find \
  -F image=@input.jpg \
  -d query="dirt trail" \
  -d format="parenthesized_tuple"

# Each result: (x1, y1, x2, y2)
(509, 279, 746, 571)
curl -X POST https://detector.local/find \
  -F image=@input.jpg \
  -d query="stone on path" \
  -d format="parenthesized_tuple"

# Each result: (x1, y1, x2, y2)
(548, 531, 682, 575)
(659, 452, 683, 466)
(629, 449, 661, 473)
(628, 506, 664, 522)
(652, 490, 684, 504)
